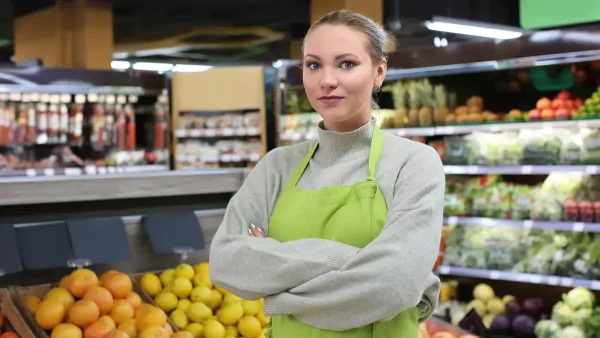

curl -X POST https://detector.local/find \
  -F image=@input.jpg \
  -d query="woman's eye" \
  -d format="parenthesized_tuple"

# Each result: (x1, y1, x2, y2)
(340, 61, 355, 69)
(307, 62, 321, 70)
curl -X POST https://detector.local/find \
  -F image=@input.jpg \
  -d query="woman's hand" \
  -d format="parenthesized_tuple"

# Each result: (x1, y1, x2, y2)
(248, 222, 267, 238)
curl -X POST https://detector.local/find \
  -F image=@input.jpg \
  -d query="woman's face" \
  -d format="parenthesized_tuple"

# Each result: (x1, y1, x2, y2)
(303, 24, 386, 131)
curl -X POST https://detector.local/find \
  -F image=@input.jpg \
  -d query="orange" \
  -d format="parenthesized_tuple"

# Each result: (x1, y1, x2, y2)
(25, 295, 41, 313)
(171, 333, 194, 338)
(104, 273, 132, 299)
(0, 333, 19, 338)
(102, 329, 130, 338)
(125, 292, 142, 309)
(69, 269, 99, 298)
(117, 319, 137, 338)
(100, 270, 119, 286)
(109, 299, 134, 325)
(44, 287, 76, 310)
(134, 304, 154, 319)
(51, 323, 83, 338)
(98, 315, 116, 329)
(135, 307, 167, 332)
(35, 299, 66, 330)
(138, 326, 168, 338)
(69, 300, 100, 328)
(60, 275, 73, 289)
(84, 321, 112, 338)
(84, 287, 114, 315)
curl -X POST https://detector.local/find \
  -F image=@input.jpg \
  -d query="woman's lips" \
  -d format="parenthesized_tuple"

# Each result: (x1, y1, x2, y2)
(318, 96, 344, 105)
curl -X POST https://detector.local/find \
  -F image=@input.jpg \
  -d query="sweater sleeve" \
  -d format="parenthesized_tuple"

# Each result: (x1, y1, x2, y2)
(209, 150, 361, 301)
(262, 145, 445, 331)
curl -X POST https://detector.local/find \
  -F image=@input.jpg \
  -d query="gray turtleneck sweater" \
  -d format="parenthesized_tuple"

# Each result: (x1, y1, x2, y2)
(209, 119, 445, 331)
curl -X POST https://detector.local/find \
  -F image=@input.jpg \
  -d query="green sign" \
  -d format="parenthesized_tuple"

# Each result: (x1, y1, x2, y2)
(520, 0, 600, 29)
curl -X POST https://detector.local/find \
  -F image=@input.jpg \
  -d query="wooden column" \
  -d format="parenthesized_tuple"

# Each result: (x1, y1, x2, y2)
(310, 0, 383, 25)
(14, 0, 113, 70)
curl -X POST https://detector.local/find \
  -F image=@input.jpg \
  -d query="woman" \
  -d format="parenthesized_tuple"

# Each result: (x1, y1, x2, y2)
(210, 9, 445, 338)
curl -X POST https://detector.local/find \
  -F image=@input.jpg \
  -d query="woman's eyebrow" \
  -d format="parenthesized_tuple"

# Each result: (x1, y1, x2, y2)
(303, 53, 359, 60)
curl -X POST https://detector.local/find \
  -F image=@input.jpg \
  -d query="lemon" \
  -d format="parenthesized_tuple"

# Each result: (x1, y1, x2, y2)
(222, 293, 242, 306)
(225, 325, 238, 337)
(241, 300, 260, 316)
(204, 319, 226, 338)
(175, 263, 195, 280)
(139, 325, 167, 338)
(194, 262, 210, 276)
(155, 292, 178, 312)
(213, 285, 227, 295)
(193, 274, 213, 288)
(256, 312, 270, 327)
(217, 303, 244, 325)
(237, 316, 262, 338)
(185, 322, 204, 338)
(141, 273, 162, 297)
(171, 277, 193, 299)
(177, 298, 191, 311)
(160, 269, 175, 287)
(208, 289, 223, 310)
(190, 286, 212, 304)
(187, 302, 212, 323)
(258, 328, 269, 338)
(170, 308, 188, 329)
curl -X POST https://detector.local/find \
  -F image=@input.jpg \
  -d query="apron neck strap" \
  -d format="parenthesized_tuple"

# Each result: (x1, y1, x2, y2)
(288, 123, 384, 187)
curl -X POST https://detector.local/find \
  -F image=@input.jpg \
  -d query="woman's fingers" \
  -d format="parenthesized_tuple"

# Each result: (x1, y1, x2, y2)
(249, 222, 267, 238)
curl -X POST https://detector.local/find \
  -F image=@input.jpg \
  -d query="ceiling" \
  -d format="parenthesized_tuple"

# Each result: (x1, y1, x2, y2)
(0, 0, 521, 64)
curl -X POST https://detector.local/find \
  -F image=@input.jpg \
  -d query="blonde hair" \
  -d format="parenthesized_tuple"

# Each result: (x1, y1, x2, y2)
(303, 9, 396, 64)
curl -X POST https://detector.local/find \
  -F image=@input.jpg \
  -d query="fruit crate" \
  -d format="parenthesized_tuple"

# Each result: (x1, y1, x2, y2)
(0, 289, 36, 338)
(11, 279, 178, 338)
(129, 271, 180, 330)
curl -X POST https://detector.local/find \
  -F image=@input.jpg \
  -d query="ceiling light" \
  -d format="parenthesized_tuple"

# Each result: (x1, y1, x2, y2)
(172, 64, 213, 72)
(111, 61, 131, 70)
(132, 62, 173, 72)
(426, 17, 524, 40)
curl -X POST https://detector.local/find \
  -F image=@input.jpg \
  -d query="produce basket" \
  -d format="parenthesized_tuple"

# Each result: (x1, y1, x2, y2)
(0, 289, 35, 338)
(128, 270, 179, 331)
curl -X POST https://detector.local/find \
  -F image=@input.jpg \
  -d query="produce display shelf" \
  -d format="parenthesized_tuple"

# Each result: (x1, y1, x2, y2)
(175, 127, 261, 139)
(0, 164, 169, 179)
(444, 216, 600, 232)
(390, 119, 600, 137)
(436, 265, 600, 290)
(443, 165, 600, 175)
(385, 49, 600, 80)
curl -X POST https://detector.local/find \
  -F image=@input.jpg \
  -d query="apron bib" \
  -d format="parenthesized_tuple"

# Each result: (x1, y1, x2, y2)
(266, 126, 419, 338)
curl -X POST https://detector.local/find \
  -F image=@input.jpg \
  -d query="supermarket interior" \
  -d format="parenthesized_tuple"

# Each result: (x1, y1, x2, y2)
(1, 0, 600, 337)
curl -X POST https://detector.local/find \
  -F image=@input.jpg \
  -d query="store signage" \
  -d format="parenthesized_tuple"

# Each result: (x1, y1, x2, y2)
(520, 0, 600, 29)
(67, 217, 131, 264)
(16, 222, 74, 270)
(143, 211, 205, 255)
(0, 223, 23, 274)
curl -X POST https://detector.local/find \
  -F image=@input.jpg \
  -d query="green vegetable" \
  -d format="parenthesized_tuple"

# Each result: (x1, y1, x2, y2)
(552, 301, 575, 326)
(572, 308, 593, 330)
(563, 287, 596, 311)
(584, 307, 600, 338)
(562, 325, 585, 338)
(535, 320, 562, 338)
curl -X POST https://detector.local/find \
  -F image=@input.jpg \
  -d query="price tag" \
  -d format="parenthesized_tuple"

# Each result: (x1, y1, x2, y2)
(222, 128, 234, 136)
(128, 95, 139, 103)
(9, 93, 21, 101)
(438, 266, 450, 275)
(205, 129, 217, 137)
(521, 165, 533, 174)
(235, 127, 246, 136)
(175, 129, 186, 138)
(177, 155, 187, 162)
(249, 153, 261, 162)
(106, 95, 116, 104)
(547, 276, 560, 285)
(87, 93, 98, 103)
(43, 168, 55, 176)
(75, 94, 86, 104)
(246, 127, 259, 136)
(97, 167, 107, 175)
(231, 154, 242, 162)
(117, 95, 127, 104)
(40, 94, 50, 102)
(25, 169, 36, 177)
(85, 165, 97, 175)
(585, 166, 598, 174)
(60, 94, 71, 103)
(64, 168, 82, 176)
(446, 216, 458, 225)
(489, 271, 501, 280)
(480, 218, 496, 227)
(573, 222, 585, 232)
(0, 93, 7, 101)
(220, 154, 233, 163)
(467, 166, 479, 174)
(30, 93, 40, 102)
(560, 278, 573, 287)
(107, 167, 116, 174)
(591, 281, 600, 290)
(444, 127, 455, 134)
(202, 154, 219, 163)
(523, 220, 534, 229)
(529, 274, 543, 284)
(189, 129, 202, 137)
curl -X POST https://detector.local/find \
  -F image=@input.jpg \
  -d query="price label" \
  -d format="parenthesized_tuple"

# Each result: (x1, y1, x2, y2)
(175, 129, 186, 138)
(128, 95, 139, 103)
(85, 165, 97, 175)
(246, 127, 259, 136)
(249, 153, 261, 162)
(480, 218, 496, 227)
(467, 166, 479, 174)
(560, 278, 573, 287)
(235, 127, 246, 136)
(177, 155, 187, 162)
(97, 167, 107, 175)
(117, 95, 127, 104)
(43, 168, 55, 176)
(573, 222, 585, 232)
(222, 128, 234, 136)
(87, 93, 98, 103)
(202, 155, 219, 163)
(529, 274, 543, 284)
(189, 129, 202, 137)
(438, 266, 450, 275)
(205, 129, 217, 137)
(444, 127, 455, 134)
(547, 276, 560, 285)
(30, 93, 40, 102)
(25, 169, 36, 177)
(60, 94, 71, 103)
(107, 167, 116, 174)
(9, 93, 21, 101)
(585, 166, 598, 174)
(64, 168, 82, 176)
(231, 154, 242, 162)
(446, 216, 458, 225)
(220, 154, 232, 162)
(521, 165, 533, 174)
(489, 271, 501, 280)
(591, 281, 600, 290)
(75, 94, 86, 104)
(523, 220, 534, 229)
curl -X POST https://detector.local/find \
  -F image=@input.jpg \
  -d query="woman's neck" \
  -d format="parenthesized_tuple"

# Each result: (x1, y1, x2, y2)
(322, 114, 372, 132)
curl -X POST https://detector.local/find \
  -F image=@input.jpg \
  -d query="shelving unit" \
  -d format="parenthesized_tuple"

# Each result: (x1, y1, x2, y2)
(444, 216, 600, 232)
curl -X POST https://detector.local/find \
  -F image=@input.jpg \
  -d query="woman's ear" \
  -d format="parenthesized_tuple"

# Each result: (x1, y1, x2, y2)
(375, 59, 387, 89)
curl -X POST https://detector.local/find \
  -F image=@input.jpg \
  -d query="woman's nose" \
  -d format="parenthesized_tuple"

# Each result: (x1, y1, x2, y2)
(320, 69, 338, 89)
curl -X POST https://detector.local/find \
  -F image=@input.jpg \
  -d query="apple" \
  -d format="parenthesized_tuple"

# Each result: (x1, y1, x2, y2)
(528, 109, 541, 120)
(541, 108, 555, 120)
(574, 98, 584, 108)
(565, 100, 574, 109)
(536, 97, 552, 109)
(557, 90, 572, 100)
(555, 108, 571, 120)
(552, 98, 566, 109)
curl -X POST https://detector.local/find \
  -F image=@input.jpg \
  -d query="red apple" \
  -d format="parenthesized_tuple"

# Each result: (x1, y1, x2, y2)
(541, 108, 555, 120)
(528, 109, 542, 120)
(536, 97, 552, 109)
(555, 108, 570, 120)
(565, 100, 574, 109)
(552, 98, 566, 109)
(557, 90, 572, 100)
(574, 98, 584, 108)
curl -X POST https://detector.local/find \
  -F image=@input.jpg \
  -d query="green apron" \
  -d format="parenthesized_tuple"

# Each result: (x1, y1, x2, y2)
(266, 125, 420, 338)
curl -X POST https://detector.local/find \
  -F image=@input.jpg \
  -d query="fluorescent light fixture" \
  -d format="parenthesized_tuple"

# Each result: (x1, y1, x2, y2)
(132, 62, 173, 72)
(172, 64, 213, 72)
(111, 61, 131, 70)
(426, 16, 524, 40)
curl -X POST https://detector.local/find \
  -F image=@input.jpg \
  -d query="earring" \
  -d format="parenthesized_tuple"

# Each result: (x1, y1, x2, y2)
(373, 87, 380, 93)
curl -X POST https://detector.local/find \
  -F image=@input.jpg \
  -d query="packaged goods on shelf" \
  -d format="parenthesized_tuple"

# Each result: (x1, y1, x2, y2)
(176, 139, 262, 169)
(279, 112, 321, 142)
